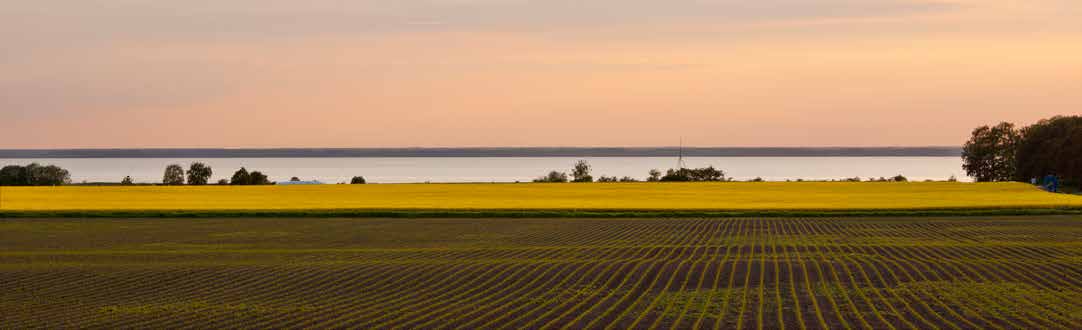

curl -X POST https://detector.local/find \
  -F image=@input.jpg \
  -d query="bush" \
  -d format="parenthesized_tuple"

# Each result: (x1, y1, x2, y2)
(534, 171, 568, 183)
(121, 176, 134, 185)
(596, 176, 618, 182)
(163, 164, 185, 185)
(291, 177, 301, 182)
(351, 176, 366, 184)
(892, 175, 908, 182)
(749, 177, 764, 182)
(217, 179, 229, 185)
(619, 176, 638, 182)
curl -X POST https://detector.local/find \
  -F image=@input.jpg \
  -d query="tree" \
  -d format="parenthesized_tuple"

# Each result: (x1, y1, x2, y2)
(962, 122, 1019, 182)
(217, 179, 229, 185)
(619, 176, 638, 182)
(596, 176, 618, 182)
(291, 177, 301, 182)
(533, 171, 568, 183)
(571, 160, 593, 182)
(249, 171, 272, 185)
(0, 165, 25, 186)
(350, 176, 366, 184)
(661, 166, 726, 182)
(230, 167, 251, 185)
(162, 164, 185, 185)
(647, 169, 662, 182)
(0, 164, 70, 186)
(121, 176, 134, 185)
(186, 162, 213, 185)
(27, 164, 70, 186)
(1014, 115, 1082, 185)
(892, 175, 908, 182)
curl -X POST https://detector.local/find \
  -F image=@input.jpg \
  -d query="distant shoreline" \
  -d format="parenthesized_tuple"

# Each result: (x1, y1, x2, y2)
(0, 147, 961, 158)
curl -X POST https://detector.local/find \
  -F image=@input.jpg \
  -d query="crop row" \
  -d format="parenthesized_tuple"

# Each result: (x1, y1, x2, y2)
(0, 217, 1079, 329)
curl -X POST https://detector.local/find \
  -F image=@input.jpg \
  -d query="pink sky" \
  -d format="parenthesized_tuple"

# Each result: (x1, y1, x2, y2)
(2, 1, 1080, 148)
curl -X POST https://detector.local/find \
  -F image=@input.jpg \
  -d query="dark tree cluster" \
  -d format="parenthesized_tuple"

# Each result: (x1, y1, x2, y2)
(0, 163, 71, 186)
(536, 161, 727, 183)
(596, 176, 639, 183)
(162, 163, 214, 185)
(962, 123, 1019, 182)
(964, 115, 1082, 187)
(533, 171, 569, 183)
(660, 166, 727, 182)
(229, 167, 273, 185)
(350, 176, 367, 184)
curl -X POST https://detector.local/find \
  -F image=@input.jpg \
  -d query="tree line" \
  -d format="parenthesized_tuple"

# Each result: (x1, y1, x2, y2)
(0, 163, 71, 186)
(963, 115, 1082, 188)
(534, 160, 728, 183)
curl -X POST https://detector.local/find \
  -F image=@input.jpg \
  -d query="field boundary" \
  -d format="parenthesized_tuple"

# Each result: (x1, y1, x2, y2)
(4, 207, 1082, 218)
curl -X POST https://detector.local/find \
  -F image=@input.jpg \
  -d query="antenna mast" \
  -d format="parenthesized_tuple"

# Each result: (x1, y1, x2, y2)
(678, 138, 687, 169)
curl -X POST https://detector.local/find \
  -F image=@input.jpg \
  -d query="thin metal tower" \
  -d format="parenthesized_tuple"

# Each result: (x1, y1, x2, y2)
(677, 138, 687, 169)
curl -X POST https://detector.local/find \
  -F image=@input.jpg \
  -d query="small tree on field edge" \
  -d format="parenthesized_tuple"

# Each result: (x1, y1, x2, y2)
(186, 162, 213, 185)
(163, 164, 185, 185)
(231, 168, 251, 185)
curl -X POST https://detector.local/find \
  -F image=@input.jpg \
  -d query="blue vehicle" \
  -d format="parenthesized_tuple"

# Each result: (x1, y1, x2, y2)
(1043, 174, 1059, 193)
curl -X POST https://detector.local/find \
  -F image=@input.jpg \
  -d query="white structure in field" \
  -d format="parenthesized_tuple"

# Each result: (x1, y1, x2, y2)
(277, 180, 324, 185)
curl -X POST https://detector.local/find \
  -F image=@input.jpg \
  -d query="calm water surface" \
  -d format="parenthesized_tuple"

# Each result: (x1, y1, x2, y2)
(0, 157, 966, 184)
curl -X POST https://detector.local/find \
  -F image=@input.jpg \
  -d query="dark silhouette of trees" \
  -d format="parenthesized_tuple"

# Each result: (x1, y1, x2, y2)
(186, 162, 213, 185)
(0, 165, 26, 186)
(533, 171, 568, 183)
(1014, 116, 1082, 185)
(163, 164, 185, 185)
(0, 163, 70, 186)
(660, 166, 726, 182)
(571, 160, 593, 183)
(962, 122, 1019, 182)
(249, 171, 272, 185)
(351, 176, 367, 184)
(121, 176, 134, 185)
(230, 168, 251, 185)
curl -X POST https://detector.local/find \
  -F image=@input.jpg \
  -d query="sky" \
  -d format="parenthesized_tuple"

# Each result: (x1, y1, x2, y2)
(1, 0, 1080, 148)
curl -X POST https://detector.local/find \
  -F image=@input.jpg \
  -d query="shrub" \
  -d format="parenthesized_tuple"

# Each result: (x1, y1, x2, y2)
(892, 175, 909, 182)
(596, 176, 618, 182)
(534, 171, 568, 183)
(121, 176, 134, 185)
(351, 176, 367, 184)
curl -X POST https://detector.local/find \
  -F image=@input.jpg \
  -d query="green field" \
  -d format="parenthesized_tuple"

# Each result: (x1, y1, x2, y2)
(1, 216, 1079, 328)
(2, 182, 1082, 217)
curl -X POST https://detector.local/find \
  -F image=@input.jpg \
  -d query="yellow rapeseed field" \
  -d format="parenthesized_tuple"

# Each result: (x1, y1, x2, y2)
(2, 182, 1081, 211)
